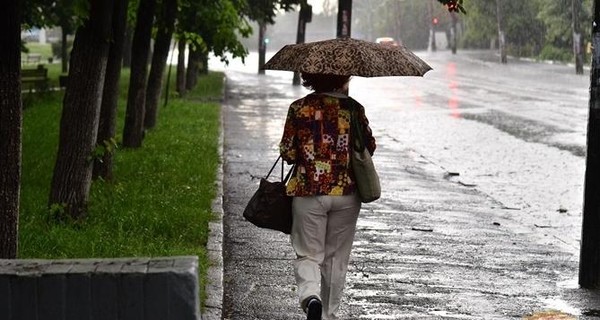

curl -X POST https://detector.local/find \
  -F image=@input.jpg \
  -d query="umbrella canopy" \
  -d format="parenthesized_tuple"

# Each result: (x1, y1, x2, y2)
(262, 37, 432, 77)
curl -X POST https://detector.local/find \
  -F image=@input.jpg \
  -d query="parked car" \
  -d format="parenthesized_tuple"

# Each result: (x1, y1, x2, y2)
(375, 37, 401, 47)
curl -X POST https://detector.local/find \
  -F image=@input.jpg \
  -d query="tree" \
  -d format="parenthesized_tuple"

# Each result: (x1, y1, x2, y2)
(176, 38, 186, 96)
(122, 0, 157, 148)
(177, 0, 251, 93)
(244, 0, 303, 73)
(144, 0, 178, 129)
(49, 0, 115, 220)
(0, 0, 22, 259)
(94, 0, 130, 181)
(495, 0, 507, 63)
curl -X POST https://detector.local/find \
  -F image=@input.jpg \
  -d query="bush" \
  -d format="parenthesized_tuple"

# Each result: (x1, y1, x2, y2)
(538, 45, 572, 63)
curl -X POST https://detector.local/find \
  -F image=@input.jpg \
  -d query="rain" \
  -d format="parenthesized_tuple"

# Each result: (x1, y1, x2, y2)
(214, 0, 600, 319)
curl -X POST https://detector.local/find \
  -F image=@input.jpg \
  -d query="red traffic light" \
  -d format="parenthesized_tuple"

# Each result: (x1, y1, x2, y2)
(432, 17, 439, 25)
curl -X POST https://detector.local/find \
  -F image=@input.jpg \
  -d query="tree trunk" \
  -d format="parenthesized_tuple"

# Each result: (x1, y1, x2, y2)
(94, 0, 129, 181)
(122, 26, 133, 68)
(0, 0, 22, 259)
(61, 24, 69, 73)
(185, 46, 201, 90)
(176, 38, 186, 96)
(573, 0, 584, 75)
(580, 0, 600, 290)
(495, 0, 507, 64)
(200, 53, 208, 75)
(122, 0, 157, 148)
(49, 0, 114, 220)
(144, 0, 177, 130)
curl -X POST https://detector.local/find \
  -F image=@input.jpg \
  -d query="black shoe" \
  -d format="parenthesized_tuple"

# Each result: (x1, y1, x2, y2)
(306, 298, 322, 320)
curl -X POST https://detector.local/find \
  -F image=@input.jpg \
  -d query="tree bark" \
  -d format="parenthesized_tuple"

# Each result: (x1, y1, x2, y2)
(61, 23, 70, 74)
(122, 0, 157, 148)
(580, 0, 600, 289)
(49, 0, 114, 220)
(0, 0, 22, 259)
(176, 39, 186, 96)
(495, 0, 507, 64)
(185, 46, 201, 90)
(122, 26, 133, 68)
(573, 0, 584, 75)
(94, 0, 130, 181)
(144, 0, 177, 129)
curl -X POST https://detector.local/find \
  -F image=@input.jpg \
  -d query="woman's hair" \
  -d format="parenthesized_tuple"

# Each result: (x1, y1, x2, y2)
(301, 73, 351, 93)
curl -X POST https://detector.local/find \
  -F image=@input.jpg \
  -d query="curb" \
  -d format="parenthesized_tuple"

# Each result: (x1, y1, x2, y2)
(202, 77, 226, 320)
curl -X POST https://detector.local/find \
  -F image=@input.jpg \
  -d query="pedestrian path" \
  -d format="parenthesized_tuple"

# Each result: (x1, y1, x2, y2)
(215, 70, 600, 320)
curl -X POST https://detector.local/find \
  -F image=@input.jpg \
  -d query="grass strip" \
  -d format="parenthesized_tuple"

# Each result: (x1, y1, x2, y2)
(18, 70, 223, 306)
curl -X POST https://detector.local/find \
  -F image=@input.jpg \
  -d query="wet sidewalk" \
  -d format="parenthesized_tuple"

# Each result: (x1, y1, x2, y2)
(209, 68, 600, 320)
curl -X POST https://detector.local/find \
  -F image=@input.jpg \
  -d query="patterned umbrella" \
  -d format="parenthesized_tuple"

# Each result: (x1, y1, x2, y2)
(262, 37, 432, 77)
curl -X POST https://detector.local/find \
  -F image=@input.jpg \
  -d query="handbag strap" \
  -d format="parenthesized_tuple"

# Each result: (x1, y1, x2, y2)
(347, 98, 366, 152)
(266, 155, 295, 182)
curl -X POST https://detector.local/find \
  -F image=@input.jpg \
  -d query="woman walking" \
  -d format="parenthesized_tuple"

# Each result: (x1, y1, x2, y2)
(279, 73, 376, 320)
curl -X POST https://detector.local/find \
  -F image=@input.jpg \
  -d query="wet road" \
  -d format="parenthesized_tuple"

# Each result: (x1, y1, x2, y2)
(214, 50, 599, 319)
(348, 50, 588, 251)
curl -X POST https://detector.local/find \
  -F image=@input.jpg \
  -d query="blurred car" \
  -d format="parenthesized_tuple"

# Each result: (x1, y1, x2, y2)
(375, 37, 401, 47)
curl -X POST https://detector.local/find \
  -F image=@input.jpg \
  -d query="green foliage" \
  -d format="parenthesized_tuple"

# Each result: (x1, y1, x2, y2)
(18, 71, 224, 306)
(539, 44, 573, 62)
(244, 0, 303, 24)
(460, 0, 592, 62)
(179, 0, 251, 63)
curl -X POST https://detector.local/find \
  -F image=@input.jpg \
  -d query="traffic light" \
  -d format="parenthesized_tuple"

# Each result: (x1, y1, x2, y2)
(432, 17, 439, 25)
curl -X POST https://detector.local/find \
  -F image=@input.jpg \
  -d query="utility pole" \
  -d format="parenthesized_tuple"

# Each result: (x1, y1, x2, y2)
(293, 4, 312, 85)
(573, 0, 584, 75)
(337, 0, 352, 38)
(450, 11, 458, 54)
(580, 0, 600, 290)
(428, 0, 437, 52)
(258, 21, 267, 74)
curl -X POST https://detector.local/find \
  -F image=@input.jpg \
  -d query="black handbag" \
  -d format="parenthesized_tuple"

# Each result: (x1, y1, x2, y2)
(243, 156, 294, 234)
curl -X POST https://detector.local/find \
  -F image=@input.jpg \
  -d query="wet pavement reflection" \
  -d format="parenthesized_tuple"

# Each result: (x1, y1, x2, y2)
(215, 50, 600, 319)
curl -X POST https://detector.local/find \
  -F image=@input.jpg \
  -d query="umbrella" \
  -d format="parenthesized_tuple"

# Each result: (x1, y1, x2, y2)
(262, 37, 432, 77)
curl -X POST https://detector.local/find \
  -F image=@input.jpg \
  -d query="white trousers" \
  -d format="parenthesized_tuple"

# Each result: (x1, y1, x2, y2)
(291, 194, 361, 320)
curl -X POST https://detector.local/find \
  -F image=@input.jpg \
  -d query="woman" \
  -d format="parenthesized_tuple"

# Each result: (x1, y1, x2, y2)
(279, 73, 376, 320)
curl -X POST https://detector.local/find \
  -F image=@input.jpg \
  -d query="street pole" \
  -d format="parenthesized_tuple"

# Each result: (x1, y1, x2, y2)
(258, 21, 267, 75)
(450, 11, 458, 54)
(293, 4, 312, 86)
(573, 0, 584, 75)
(337, 0, 352, 38)
(580, 0, 600, 290)
(428, 0, 436, 52)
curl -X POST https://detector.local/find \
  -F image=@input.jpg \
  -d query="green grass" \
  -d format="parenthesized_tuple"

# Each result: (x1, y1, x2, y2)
(18, 70, 223, 305)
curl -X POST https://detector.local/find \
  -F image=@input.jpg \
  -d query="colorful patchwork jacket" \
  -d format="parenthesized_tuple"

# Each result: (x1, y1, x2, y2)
(279, 92, 376, 197)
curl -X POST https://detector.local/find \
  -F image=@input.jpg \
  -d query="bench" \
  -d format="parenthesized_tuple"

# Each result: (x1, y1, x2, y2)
(22, 53, 42, 65)
(21, 64, 49, 92)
